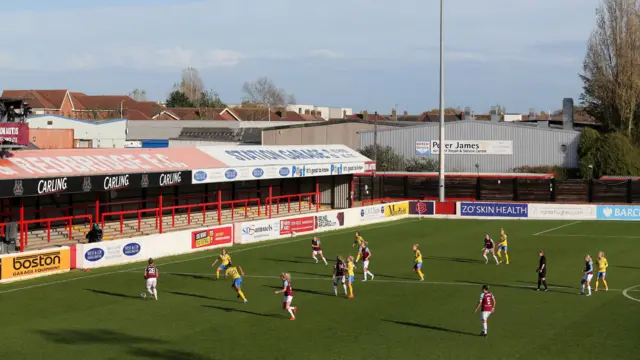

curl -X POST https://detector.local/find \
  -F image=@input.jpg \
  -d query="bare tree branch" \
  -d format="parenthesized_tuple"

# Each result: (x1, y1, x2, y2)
(175, 67, 205, 105)
(241, 76, 295, 109)
(128, 88, 147, 102)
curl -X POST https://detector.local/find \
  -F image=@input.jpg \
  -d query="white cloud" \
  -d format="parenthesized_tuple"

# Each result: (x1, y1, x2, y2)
(204, 50, 244, 67)
(308, 49, 345, 59)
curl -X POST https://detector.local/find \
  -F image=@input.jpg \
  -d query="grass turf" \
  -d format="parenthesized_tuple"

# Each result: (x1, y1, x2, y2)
(1, 218, 639, 360)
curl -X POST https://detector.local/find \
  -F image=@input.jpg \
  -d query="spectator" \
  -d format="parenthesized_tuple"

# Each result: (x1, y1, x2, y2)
(86, 224, 103, 243)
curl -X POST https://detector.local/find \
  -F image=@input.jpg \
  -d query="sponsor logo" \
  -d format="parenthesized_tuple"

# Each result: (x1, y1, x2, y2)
(242, 224, 274, 237)
(159, 172, 181, 186)
(596, 205, 640, 220)
(528, 204, 596, 219)
(408, 201, 435, 215)
(360, 205, 385, 220)
(280, 216, 315, 235)
(104, 175, 130, 190)
(252, 168, 264, 178)
(315, 212, 345, 228)
(225, 169, 238, 180)
(279, 167, 290, 176)
(13, 180, 23, 196)
(37, 177, 68, 194)
(191, 226, 232, 249)
(84, 248, 105, 262)
(194, 171, 208, 182)
(460, 202, 528, 217)
(122, 243, 141, 256)
(82, 177, 92, 192)
(1, 249, 70, 280)
(385, 203, 409, 217)
(140, 174, 149, 188)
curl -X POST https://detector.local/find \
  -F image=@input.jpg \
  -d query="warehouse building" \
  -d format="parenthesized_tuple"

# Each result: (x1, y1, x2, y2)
(359, 115, 581, 173)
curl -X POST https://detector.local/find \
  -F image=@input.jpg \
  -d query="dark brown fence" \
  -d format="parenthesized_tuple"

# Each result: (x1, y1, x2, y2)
(355, 176, 638, 203)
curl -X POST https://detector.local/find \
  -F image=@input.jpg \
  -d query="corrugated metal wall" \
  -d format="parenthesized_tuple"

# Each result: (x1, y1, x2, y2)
(360, 121, 580, 172)
(332, 175, 351, 209)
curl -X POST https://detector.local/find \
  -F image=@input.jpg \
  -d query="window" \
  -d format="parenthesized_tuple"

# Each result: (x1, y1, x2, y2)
(47, 120, 53, 125)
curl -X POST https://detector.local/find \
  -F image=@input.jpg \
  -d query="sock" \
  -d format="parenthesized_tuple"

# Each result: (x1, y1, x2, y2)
(493, 255, 499, 264)
(348, 284, 353, 296)
(312, 256, 318, 263)
(603, 279, 608, 290)
(587, 286, 591, 295)
(343, 284, 347, 294)
(505, 253, 510, 263)
(147, 288, 153, 296)
(216, 270, 220, 279)
(543, 280, 548, 289)
(153, 289, 158, 300)
(323, 257, 328, 265)
(356, 253, 361, 262)
(483, 321, 487, 334)
(497, 253, 502, 261)
(483, 254, 488, 262)
(581, 284, 585, 292)
(595, 280, 599, 290)
(537, 279, 541, 289)
(287, 307, 295, 318)
(417, 269, 424, 280)
(237, 290, 247, 301)
(334, 286, 338, 295)
(367, 271, 374, 278)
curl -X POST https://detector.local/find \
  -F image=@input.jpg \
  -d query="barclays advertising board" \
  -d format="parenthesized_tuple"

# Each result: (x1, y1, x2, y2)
(596, 205, 640, 220)
(460, 202, 528, 218)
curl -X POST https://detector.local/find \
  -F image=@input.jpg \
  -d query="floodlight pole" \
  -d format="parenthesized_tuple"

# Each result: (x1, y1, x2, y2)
(437, 0, 446, 202)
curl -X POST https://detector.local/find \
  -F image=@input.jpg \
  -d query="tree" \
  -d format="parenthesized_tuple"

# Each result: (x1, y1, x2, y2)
(428, 107, 460, 115)
(359, 144, 405, 171)
(175, 67, 205, 104)
(199, 90, 226, 108)
(580, 0, 640, 137)
(241, 76, 295, 109)
(128, 88, 147, 102)
(165, 91, 194, 108)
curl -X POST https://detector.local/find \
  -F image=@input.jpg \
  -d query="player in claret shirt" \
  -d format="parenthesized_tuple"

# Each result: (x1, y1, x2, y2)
(144, 258, 159, 300)
(361, 242, 374, 281)
(333, 256, 348, 297)
(311, 236, 328, 265)
(474, 285, 496, 337)
(580, 255, 594, 296)
(482, 234, 499, 265)
(274, 273, 297, 320)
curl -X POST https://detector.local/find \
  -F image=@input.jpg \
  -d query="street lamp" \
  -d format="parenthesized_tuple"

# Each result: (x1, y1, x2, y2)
(437, 0, 446, 202)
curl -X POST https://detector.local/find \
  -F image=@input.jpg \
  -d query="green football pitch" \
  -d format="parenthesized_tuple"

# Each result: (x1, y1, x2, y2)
(1, 218, 640, 360)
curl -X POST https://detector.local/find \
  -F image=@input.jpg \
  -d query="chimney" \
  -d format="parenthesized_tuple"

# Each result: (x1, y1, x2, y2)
(305, 109, 310, 115)
(392, 108, 397, 121)
(464, 106, 472, 120)
(490, 106, 499, 122)
(460, 112, 465, 120)
(363, 110, 368, 120)
(562, 98, 574, 130)
(403, 110, 408, 117)
(528, 108, 536, 121)
(343, 109, 347, 119)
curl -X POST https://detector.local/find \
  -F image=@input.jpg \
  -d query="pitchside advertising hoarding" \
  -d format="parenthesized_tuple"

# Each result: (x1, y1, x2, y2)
(239, 211, 346, 243)
(191, 226, 233, 249)
(408, 201, 435, 215)
(0, 247, 71, 282)
(528, 204, 596, 220)
(385, 202, 409, 217)
(415, 140, 513, 155)
(596, 205, 640, 220)
(191, 163, 367, 184)
(359, 205, 386, 221)
(459, 202, 528, 217)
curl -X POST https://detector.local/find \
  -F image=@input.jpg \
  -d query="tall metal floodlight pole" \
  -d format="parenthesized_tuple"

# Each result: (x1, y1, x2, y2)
(437, 0, 446, 202)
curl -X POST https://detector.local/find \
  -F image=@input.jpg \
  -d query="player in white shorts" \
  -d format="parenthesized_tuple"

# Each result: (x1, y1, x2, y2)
(474, 285, 496, 337)
(580, 255, 594, 296)
(274, 273, 297, 320)
(144, 258, 158, 300)
(361, 242, 374, 281)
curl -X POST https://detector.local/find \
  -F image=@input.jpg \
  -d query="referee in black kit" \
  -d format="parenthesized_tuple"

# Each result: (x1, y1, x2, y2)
(537, 250, 548, 291)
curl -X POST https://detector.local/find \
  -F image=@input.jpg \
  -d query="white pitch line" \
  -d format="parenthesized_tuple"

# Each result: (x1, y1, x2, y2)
(166, 272, 625, 292)
(533, 221, 581, 236)
(538, 234, 640, 239)
(622, 285, 640, 303)
(0, 218, 420, 295)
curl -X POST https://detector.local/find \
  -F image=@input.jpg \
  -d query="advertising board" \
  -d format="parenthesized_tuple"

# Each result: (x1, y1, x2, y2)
(191, 163, 366, 184)
(408, 201, 435, 215)
(596, 205, 640, 220)
(280, 216, 316, 236)
(239, 220, 280, 243)
(528, 204, 596, 220)
(430, 140, 513, 155)
(459, 202, 528, 218)
(359, 205, 386, 221)
(76, 224, 232, 269)
(315, 212, 345, 230)
(0, 247, 70, 283)
(385, 202, 409, 217)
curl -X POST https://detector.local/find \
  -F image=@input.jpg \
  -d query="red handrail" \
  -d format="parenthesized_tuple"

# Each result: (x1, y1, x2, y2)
(22, 214, 93, 245)
(101, 208, 160, 234)
(161, 197, 262, 229)
(266, 192, 317, 217)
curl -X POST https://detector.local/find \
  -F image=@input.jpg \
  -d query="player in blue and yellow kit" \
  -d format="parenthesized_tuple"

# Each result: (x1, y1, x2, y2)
(412, 244, 424, 281)
(212, 249, 232, 280)
(496, 228, 509, 265)
(353, 232, 364, 263)
(595, 251, 609, 292)
(225, 264, 247, 303)
(346, 256, 356, 298)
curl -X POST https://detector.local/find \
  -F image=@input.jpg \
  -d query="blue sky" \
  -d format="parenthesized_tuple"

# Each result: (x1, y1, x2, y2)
(0, 0, 600, 114)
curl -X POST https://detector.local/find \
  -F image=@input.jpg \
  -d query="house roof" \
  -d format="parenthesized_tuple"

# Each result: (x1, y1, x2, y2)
(126, 109, 152, 120)
(173, 127, 262, 144)
(71, 94, 134, 111)
(265, 118, 422, 131)
(1, 89, 69, 109)
(230, 108, 281, 121)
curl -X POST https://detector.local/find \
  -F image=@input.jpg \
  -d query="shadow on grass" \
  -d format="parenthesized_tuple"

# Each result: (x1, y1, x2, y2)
(86, 289, 140, 299)
(166, 291, 235, 303)
(383, 319, 476, 336)
(460, 280, 577, 295)
(37, 329, 164, 345)
(169, 273, 213, 281)
(427, 256, 484, 264)
(263, 257, 309, 264)
(612, 265, 640, 270)
(263, 284, 335, 297)
(129, 347, 217, 360)
(203, 304, 281, 318)
(375, 273, 417, 281)
(516, 280, 572, 288)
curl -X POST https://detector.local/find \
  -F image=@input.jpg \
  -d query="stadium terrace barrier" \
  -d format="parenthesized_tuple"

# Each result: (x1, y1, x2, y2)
(0, 247, 71, 283)
(235, 201, 411, 244)
(74, 224, 233, 269)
